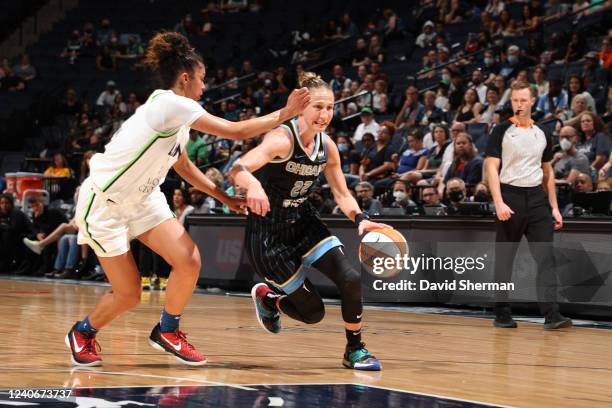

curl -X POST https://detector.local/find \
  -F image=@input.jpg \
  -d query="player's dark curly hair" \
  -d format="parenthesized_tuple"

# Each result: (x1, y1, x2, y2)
(144, 31, 204, 89)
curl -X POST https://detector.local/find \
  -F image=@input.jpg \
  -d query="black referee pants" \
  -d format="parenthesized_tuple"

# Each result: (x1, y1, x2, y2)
(494, 184, 559, 316)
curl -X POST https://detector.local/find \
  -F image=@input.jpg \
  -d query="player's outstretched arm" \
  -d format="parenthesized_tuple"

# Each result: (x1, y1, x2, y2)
(323, 136, 391, 235)
(228, 128, 292, 216)
(190, 88, 310, 140)
(173, 151, 246, 214)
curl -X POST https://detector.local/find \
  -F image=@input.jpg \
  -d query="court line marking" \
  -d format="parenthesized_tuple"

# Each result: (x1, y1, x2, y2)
(0, 368, 256, 392)
(238, 382, 513, 407)
(356, 383, 514, 408)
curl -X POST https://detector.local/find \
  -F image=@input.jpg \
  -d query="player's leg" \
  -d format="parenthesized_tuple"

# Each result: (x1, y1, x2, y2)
(137, 218, 207, 365)
(312, 246, 381, 371)
(66, 251, 141, 366)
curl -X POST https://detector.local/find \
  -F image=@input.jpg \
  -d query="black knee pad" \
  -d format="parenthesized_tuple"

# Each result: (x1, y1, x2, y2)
(313, 247, 363, 324)
(285, 281, 325, 324)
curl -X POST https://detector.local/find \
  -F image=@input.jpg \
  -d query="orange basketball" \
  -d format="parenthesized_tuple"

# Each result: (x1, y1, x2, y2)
(358, 228, 408, 278)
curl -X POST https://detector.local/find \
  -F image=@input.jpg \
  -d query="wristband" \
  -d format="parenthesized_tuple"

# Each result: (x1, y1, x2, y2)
(354, 212, 370, 227)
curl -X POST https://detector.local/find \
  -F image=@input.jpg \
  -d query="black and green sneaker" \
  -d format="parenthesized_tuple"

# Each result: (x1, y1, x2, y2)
(343, 343, 381, 371)
(251, 283, 281, 334)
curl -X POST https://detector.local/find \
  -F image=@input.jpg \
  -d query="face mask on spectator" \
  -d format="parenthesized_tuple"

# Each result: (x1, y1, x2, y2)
(442, 74, 450, 82)
(448, 190, 464, 202)
(507, 55, 518, 65)
(474, 192, 489, 202)
(484, 57, 494, 66)
(337, 143, 349, 152)
(393, 190, 407, 201)
(560, 138, 573, 152)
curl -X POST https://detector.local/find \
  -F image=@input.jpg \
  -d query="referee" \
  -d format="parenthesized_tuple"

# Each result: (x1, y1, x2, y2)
(485, 81, 572, 330)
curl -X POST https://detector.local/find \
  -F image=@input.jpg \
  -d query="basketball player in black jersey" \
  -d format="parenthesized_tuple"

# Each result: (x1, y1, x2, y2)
(229, 72, 391, 370)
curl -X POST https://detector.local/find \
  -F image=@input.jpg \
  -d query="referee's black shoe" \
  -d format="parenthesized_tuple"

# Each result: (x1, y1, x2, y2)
(544, 312, 572, 330)
(493, 305, 517, 328)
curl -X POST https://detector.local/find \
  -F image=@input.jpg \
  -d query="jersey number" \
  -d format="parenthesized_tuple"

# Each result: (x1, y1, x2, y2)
(290, 180, 313, 198)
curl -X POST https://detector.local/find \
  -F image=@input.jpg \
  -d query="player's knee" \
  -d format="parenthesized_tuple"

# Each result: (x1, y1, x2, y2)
(340, 267, 362, 300)
(173, 248, 201, 277)
(303, 303, 325, 324)
(301, 295, 325, 324)
(117, 290, 141, 310)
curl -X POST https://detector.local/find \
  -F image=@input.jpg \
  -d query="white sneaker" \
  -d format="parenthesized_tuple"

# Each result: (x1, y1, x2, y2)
(23, 238, 43, 255)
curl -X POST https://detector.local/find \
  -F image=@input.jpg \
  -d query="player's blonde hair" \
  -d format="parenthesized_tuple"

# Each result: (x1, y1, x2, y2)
(298, 71, 331, 91)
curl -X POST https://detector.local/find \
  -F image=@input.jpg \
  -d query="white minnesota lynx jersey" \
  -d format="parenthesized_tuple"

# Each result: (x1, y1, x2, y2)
(88, 89, 204, 203)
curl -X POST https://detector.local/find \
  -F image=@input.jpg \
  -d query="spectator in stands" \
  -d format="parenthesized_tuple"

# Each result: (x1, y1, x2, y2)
(563, 94, 590, 126)
(485, 0, 505, 18)
(480, 86, 502, 125)
(426, 124, 452, 171)
(59, 87, 82, 117)
(372, 80, 388, 114)
(599, 37, 612, 70)
(96, 80, 120, 108)
(368, 35, 384, 63)
(60, 30, 82, 64)
(79, 150, 95, 182)
(499, 10, 519, 37)
(12, 54, 36, 81)
(396, 130, 429, 178)
(563, 32, 586, 64)
(444, 0, 472, 23)
(395, 86, 424, 130)
(552, 126, 591, 183)
(444, 177, 468, 214)
(420, 185, 442, 206)
(573, 172, 594, 193)
(44, 153, 72, 178)
(453, 88, 482, 124)
(532, 65, 549, 97)
(582, 51, 610, 105)
(339, 13, 358, 38)
(352, 37, 369, 67)
(577, 111, 611, 170)
(499, 45, 524, 79)
(360, 124, 395, 185)
(566, 75, 586, 109)
(384, 180, 415, 212)
(96, 46, 116, 71)
(536, 79, 568, 120)
(27, 196, 67, 276)
(174, 13, 198, 36)
(471, 182, 491, 203)
(416, 20, 436, 48)
(308, 187, 336, 215)
(337, 88, 359, 118)
(172, 189, 194, 225)
(353, 108, 380, 142)
(222, 137, 258, 175)
(336, 134, 360, 185)
(186, 129, 210, 166)
(420, 90, 445, 127)
(329, 64, 351, 98)
(481, 50, 500, 80)
(517, 5, 541, 33)
(469, 69, 487, 104)
(96, 18, 115, 47)
(354, 182, 383, 214)
(0, 194, 32, 273)
(444, 132, 483, 185)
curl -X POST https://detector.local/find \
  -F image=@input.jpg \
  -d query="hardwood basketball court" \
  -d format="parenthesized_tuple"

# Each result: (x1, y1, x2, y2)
(1, 278, 611, 407)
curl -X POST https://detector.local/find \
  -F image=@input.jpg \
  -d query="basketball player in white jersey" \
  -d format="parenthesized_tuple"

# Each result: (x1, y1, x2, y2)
(65, 32, 310, 366)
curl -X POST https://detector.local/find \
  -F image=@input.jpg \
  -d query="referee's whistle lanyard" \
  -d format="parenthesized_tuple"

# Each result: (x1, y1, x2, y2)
(509, 116, 534, 128)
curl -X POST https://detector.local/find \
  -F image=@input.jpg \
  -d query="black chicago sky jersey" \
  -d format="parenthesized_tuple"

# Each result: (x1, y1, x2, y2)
(252, 117, 327, 220)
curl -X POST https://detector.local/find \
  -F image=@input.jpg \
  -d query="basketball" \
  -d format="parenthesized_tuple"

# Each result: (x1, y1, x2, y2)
(359, 228, 408, 278)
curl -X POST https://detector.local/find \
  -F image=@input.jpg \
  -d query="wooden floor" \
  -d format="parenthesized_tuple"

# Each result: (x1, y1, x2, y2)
(1, 278, 611, 407)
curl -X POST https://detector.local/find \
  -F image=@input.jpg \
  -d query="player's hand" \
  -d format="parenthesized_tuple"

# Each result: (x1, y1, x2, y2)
(224, 195, 247, 215)
(552, 207, 563, 230)
(285, 87, 311, 117)
(246, 183, 270, 216)
(496, 201, 514, 221)
(358, 220, 392, 236)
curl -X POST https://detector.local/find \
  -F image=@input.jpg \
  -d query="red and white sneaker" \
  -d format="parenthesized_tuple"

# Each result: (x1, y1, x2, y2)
(65, 323, 102, 367)
(148, 323, 207, 366)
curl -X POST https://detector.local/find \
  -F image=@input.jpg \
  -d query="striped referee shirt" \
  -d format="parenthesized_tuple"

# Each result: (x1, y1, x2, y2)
(486, 118, 553, 187)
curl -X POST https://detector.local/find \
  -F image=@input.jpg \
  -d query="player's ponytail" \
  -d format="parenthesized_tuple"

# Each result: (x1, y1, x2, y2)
(144, 31, 204, 89)
(298, 71, 331, 90)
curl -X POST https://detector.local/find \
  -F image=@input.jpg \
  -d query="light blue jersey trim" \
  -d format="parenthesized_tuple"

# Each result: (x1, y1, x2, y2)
(302, 236, 343, 267)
